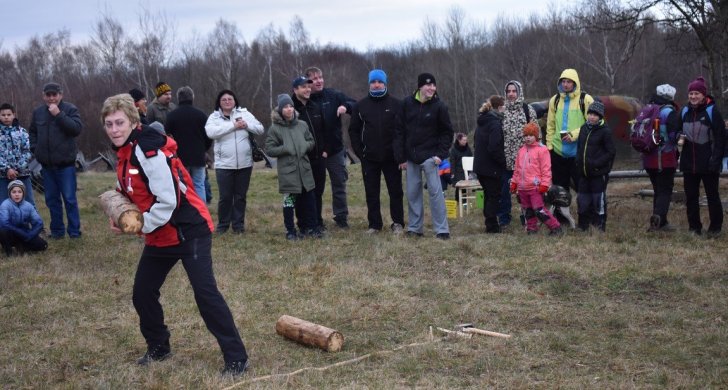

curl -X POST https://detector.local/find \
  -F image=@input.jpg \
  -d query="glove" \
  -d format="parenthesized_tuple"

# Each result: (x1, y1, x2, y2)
(509, 181, 517, 194)
(538, 184, 549, 194)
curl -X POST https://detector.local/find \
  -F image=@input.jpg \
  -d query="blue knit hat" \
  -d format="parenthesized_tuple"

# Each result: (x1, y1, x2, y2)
(368, 69, 387, 84)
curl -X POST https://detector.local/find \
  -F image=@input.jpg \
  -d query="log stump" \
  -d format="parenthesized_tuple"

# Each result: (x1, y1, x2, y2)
(99, 190, 143, 234)
(275, 315, 344, 352)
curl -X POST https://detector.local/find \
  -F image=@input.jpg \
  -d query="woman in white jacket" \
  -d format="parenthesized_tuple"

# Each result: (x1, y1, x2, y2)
(205, 89, 264, 234)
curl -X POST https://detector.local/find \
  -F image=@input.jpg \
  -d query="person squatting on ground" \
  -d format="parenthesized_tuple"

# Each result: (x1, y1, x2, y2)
(0, 180, 47, 256)
(348, 69, 405, 234)
(678, 76, 725, 236)
(205, 90, 264, 234)
(511, 122, 562, 235)
(146, 81, 176, 126)
(473, 95, 507, 233)
(642, 84, 680, 232)
(265, 94, 320, 240)
(394, 72, 454, 240)
(305, 66, 356, 229)
(291, 76, 327, 232)
(29, 82, 83, 239)
(0, 103, 35, 206)
(500, 81, 538, 227)
(575, 101, 616, 232)
(102, 94, 249, 376)
(449, 132, 473, 202)
(545, 69, 595, 228)
(166, 86, 213, 201)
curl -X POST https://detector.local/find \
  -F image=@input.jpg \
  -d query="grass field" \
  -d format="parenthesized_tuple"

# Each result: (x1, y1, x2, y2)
(1, 163, 727, 388)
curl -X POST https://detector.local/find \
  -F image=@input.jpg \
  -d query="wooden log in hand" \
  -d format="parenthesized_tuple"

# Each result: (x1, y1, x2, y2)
(99, 190, 143, 234)
(275, 315, 344, 352)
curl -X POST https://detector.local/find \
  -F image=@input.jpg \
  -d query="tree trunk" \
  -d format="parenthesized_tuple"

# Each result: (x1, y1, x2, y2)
(99, 190, 143, 234)
(275, 315, 344, 352)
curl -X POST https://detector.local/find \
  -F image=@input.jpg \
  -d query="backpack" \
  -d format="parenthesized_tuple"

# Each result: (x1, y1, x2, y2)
(553, 91, 587, 119)
(630, 104, 664, 154)
(522, 102, 531, 123)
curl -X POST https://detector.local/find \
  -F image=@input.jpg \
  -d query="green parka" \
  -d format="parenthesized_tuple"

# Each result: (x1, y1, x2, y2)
(265, 109, 315, 194)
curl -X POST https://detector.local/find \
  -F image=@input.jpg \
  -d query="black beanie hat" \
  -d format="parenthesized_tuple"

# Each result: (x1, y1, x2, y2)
(587, 101, 605, 119)
(417, 73, 436, 88)
(129, 88, 145, 102)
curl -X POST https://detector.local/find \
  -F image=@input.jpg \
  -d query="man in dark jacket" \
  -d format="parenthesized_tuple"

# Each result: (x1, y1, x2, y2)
(306, 66, 356, 229)
(394, 73, 454, 240)
(292, 76, 327, 230)
(349, 69, 405, 234)
(29, 82, 83, 239)
(166, 86, 213, 200)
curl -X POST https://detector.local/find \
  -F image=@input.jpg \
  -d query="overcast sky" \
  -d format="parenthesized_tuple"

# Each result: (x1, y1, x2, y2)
(3, 0, 556, 52)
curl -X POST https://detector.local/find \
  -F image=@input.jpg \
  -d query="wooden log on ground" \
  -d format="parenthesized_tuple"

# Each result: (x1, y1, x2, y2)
(99, 190, 143, 234)
(275, 315, 344, 352)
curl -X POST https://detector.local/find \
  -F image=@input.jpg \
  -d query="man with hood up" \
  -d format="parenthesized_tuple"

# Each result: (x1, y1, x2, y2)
(545, 69, 595, 227)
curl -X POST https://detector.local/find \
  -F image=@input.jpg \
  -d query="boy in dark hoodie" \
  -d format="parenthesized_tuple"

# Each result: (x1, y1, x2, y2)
(575, 101, 616, 232)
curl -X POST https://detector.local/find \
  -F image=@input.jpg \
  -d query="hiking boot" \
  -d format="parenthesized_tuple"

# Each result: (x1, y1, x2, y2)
(334, 219, 349, 229)
(307, 228, 324, 239)
(436, 233, 450, 240)
(136, 344, 171, 366)
(405, 231, 423, 238)
(390, 223, 404, 235)
(221, 359, 249, 377)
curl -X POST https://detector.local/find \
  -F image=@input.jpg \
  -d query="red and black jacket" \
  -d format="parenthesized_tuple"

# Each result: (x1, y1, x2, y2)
(115, 126, 213, 247)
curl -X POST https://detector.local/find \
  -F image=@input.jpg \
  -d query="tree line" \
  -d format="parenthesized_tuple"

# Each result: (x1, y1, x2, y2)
(0, 0, 724, 157)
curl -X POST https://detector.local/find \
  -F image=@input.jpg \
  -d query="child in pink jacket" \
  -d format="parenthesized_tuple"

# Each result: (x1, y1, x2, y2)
(510, 123, 563, 235)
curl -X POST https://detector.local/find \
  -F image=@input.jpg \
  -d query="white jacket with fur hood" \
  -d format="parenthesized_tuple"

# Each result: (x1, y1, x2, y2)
(205, 107, 264, 169)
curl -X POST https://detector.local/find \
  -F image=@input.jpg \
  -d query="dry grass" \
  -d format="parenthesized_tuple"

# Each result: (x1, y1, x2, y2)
(1, 164, 727, 388)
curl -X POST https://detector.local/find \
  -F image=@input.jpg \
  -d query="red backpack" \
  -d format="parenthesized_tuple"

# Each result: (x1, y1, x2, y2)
(630, 104, 663, 153)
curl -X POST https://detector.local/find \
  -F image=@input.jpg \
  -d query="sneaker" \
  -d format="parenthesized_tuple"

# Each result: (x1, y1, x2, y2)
(285, 232, 298, 241)
(334, 219, 349, 229)
(436, 233, 450, 240)
(549, 227, 564, 236)
(307, 228, 324, 239)
(136, 345, 171, 366)
(649, 214, 661, 231)
(405, 231, 423, 238)
(221, 359, 249, 377)
(365, 228, 380, 234)
(390, 223, 404, 235)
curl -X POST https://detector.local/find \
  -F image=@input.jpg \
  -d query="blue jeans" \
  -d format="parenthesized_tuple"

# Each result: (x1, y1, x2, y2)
(497, 170, 514, 226)
(42, 166, 81, 237)
(187, 166, 206, 203)
(0, 176, 35, 207)
(406, 158, 449, 235)
(326, 149, 349, 222)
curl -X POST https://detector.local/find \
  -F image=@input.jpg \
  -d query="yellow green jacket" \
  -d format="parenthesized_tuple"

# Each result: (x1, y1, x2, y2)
(546, 69, 595, 158)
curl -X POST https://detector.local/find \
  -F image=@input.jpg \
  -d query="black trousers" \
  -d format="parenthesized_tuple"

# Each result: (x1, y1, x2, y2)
(310, 158, 327, 228)
(577, 174, 608, 231)
(215, 167, 253, 232)
(478, 176, 502, 232)
(550, 151, 578, 191)
(646, 168, 675, 227)
(132, 235, 247, 364)
(683, 172, 723, 233)
(0, 229, 48, 255)
(284, 189, 317, 234)
(361, 158, 405, 230)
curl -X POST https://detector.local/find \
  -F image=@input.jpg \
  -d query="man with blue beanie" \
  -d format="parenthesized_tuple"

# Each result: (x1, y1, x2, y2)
(349, 69, 405, 234)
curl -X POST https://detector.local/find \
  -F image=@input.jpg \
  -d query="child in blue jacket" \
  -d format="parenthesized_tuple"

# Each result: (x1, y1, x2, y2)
(0, 180, 47, 256)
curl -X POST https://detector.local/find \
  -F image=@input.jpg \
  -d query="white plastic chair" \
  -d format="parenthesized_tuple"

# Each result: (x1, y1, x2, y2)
(454, 156, 481, 217)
